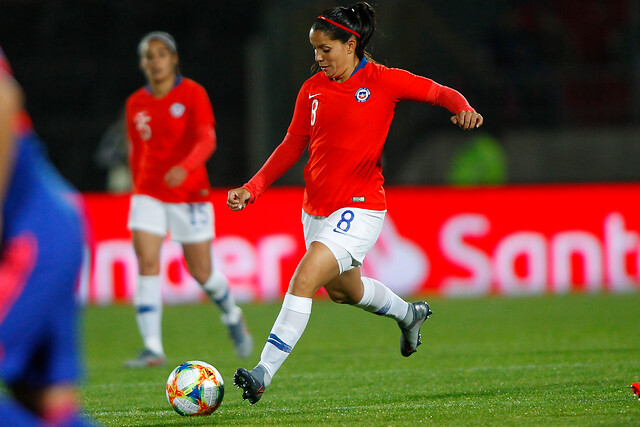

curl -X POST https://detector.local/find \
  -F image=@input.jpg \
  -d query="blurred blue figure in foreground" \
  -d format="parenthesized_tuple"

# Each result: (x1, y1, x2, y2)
(0, 46, 95, 426)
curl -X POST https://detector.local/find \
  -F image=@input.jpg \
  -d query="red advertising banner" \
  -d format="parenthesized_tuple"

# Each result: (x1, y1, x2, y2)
(79, 184, 640, 305)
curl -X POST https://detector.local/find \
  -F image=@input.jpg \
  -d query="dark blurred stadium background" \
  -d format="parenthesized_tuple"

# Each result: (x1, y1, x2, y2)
(0, 0, 638, 191)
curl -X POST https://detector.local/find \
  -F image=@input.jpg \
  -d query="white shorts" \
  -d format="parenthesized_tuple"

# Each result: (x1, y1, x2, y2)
(128, 194, 215, 243)
(302, 207, 386, 274)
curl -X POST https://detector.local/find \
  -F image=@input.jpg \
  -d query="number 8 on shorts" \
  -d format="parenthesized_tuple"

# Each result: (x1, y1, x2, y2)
(333, 210, 355, 234)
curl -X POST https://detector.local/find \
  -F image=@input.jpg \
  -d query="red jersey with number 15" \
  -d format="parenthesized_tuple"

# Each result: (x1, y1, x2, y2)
(125, 77, 216, 203)
(286, 60, 474, 216)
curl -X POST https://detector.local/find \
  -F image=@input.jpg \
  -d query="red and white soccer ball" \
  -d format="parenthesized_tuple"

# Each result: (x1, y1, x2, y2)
(166, 360, 224, 416)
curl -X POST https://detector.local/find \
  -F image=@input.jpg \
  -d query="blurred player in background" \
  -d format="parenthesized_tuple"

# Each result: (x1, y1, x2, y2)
(124, 32, 252, 367)
(228, 2, 483, 404)
(0, 46, 94, 425)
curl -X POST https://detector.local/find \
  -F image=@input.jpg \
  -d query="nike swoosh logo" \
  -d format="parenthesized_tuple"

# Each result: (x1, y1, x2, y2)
(308, 93, 321, 99)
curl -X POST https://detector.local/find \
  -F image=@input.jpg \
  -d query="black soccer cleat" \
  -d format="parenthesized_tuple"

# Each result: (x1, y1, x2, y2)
(234, 368, 266, 404)
(399, 301, 432, 357)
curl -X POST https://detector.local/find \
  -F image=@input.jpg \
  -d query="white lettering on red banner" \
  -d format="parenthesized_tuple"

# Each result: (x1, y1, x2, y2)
(79, 186, 640, 304)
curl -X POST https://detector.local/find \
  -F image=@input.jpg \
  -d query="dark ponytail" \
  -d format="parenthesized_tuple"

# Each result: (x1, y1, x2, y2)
(312, 2, 376, 61)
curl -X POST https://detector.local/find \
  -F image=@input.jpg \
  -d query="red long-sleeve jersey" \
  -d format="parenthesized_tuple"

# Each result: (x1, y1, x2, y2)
(245, 59, 475, 217)
(125, 77, 215, 203)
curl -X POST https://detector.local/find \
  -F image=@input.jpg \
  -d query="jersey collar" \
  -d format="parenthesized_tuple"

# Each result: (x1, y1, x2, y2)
(350, 56, 368, 77)
(144, 74, 183, 94)
(328, 57, 368, 83)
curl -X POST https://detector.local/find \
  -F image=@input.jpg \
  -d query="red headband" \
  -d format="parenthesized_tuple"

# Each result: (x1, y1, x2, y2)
(317, 16, 360, 38)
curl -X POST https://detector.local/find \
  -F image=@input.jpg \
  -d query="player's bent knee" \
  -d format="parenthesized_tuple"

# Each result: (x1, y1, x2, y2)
(289, 273, 318, 298)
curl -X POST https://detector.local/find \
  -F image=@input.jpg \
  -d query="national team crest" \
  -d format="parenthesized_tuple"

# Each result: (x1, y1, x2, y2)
(355, 87, 371, 103)
(170, 102, 186, 118)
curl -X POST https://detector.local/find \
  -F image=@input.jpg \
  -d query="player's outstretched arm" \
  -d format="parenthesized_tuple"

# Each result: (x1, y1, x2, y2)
(227, 187, 251, 211)
(421, 80, 483, 130)
(451, 110, 483, 130)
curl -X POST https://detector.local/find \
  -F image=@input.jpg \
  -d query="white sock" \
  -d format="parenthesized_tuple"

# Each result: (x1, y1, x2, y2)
(355, 277, 411, 325)
(257, 293, 312, 387)
(134, 275, 164, 355)
(201, 270, 241, 324)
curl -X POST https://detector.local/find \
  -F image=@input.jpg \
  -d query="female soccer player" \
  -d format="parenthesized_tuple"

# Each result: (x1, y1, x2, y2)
(0, 46, 94, 425)
(228, 2, 483, 404)
(124, 32, 252, 367)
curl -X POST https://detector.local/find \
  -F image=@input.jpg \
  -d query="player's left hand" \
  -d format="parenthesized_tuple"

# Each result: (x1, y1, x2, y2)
(164, 165, 188, 188)
(451, 110, 483, 130)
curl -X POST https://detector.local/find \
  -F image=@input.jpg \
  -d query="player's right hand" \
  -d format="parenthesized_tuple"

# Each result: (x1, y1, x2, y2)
(227, 187, 251, 211)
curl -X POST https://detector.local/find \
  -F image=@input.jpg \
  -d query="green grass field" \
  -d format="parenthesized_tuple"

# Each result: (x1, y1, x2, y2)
(82, 293, 640, 425)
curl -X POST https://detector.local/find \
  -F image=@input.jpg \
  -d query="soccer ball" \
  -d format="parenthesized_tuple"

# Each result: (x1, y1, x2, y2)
(165, 360, 224, 416)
